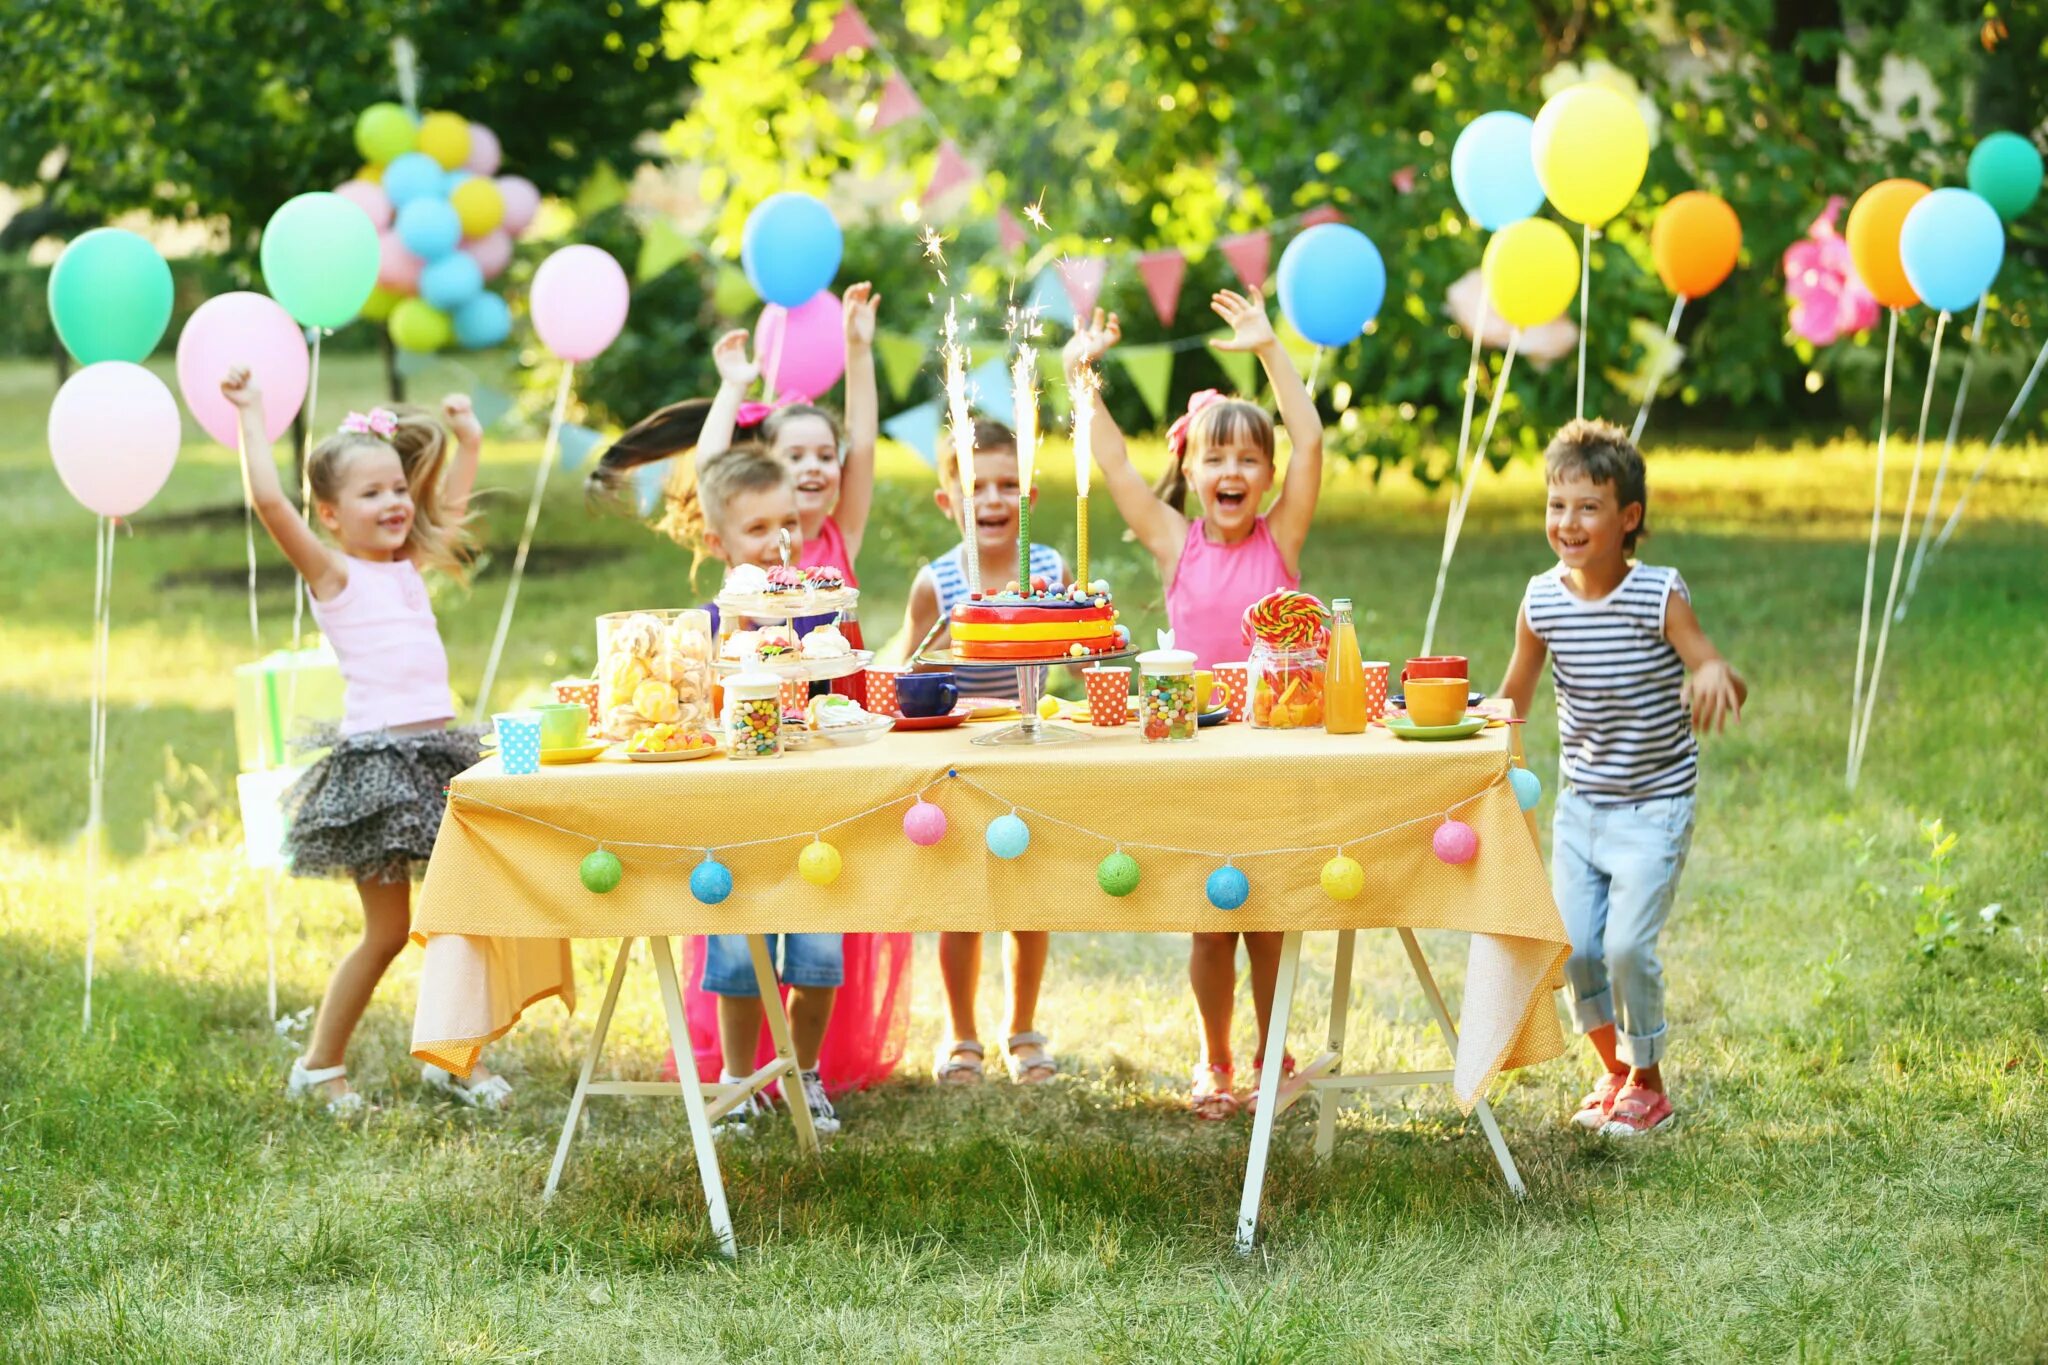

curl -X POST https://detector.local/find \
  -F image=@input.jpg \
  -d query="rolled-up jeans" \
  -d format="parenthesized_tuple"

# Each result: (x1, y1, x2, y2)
(1551, 788, 1696, 1069)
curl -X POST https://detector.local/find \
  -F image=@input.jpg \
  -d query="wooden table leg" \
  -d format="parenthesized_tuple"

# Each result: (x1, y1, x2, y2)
(748, 934, 820, 1156)
(650, 936, 739, 1257)
(544, 936, 632, 1201)
(1314, 928, 1357, 1160)
(1236, 929, 1303, 1253)
(1397, 927, 1527, 1197)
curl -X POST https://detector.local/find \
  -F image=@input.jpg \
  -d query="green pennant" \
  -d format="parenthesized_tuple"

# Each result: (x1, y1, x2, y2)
(1035, 348, 1071, 420)
(636, 218, 693, 285)
(1212, 344, 1261, 401)
(575, 162, 627, 219)
(1115, 345, 1175, 424)
(874, 331, 927, 402)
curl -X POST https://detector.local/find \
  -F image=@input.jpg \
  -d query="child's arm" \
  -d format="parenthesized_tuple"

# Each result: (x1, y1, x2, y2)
(836, 282, 881, 562)
(439, 394, 484, 520)
(1666, 593, 1747, 733)
(222, 368, 346, 601)
(880, 567, 944, 664)
(1494, 607, 1549, 722)
(691, 329, 759, 470)
(1063, 309, 1187, 581)
(1213, 288, 1324, 573)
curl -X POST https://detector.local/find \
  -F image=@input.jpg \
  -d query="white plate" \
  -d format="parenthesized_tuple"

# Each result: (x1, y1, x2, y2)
(712, 649, 873, 681)
(622, 744, 723, 762)
(714, 587, 858, 620)
(784, 716, 895, 748)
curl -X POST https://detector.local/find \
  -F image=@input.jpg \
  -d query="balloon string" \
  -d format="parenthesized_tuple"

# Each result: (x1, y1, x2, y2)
(1422, 329, 1520, 656)
(241, 423, 262, 656)
(1850, 308, 1946, 791)
(1848, 308, 1901, 789)
(1575, 225, 1593, 421)
(475, 362, 575, 722)
(285, 330, 323, 739)
(1305, 346, 1324, 400)
(763, 318, 789, 404)
(263, 868, 279, 1024)
(1898, 294, 1985, 621)
(1420, 302, 1495, 658)
(83, 516, 114, 1033)
(1931, 329, 2048, 557)
(1630, 295, 1686, 447)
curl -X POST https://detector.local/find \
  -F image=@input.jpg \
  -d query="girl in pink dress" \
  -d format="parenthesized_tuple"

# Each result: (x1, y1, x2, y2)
(1064, 288, 1326, 1120)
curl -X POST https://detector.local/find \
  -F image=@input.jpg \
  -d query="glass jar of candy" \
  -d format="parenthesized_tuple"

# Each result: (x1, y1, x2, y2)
(1248, 642, 1327, 729)
(1135, 645, 1199, 742)
(596, 609, 713, 743)
(722, 671, 784, 759)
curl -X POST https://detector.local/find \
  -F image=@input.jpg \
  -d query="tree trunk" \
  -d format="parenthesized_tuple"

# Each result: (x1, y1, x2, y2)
(382, 330, 406, 404)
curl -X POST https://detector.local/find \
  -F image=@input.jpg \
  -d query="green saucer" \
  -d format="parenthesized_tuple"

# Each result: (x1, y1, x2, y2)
(1386, 714, 1488, 741)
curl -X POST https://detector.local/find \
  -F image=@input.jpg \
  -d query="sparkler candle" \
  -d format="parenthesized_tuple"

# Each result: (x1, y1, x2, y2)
(942, 304, 980, 597)
(1069, 366, 1097, 588)
(1011, 345, 1038, 590)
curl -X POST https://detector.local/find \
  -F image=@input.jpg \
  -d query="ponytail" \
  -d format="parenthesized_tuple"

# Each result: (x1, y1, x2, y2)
(1151, 458, 1192, 517)
(586, 399, 788, 584)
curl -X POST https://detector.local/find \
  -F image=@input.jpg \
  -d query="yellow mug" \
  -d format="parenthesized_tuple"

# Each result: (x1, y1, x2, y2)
(1194, 670, 1216, 712)
(1404, 677, 1469, 727)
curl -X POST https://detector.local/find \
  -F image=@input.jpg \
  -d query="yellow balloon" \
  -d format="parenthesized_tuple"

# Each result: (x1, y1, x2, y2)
(417, 111, 473, 171)
(1530, 84, 1649, 227)
(1482, 218, 1581, 329)
(360, 287, 401, 323)
(1320, 854, 1364, 901)
(451, 178, 506, 238)
(798, 839, 842, 886)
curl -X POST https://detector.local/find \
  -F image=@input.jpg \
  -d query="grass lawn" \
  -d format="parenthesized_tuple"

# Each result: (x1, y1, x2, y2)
(4, 353, 2046, 1360)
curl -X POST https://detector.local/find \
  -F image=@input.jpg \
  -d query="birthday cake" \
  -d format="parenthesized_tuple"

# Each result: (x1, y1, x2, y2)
(949, 576, 1126, 661)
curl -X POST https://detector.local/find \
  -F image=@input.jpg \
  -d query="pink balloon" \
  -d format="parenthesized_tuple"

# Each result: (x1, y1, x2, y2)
(496, 175, 541, 235)
(335, 178, 393, 231)
(175, 292, 309, 447)
(49, 362, 182, 517)
(531, 245, 629, 361)
(377, 230, 422, 292)
(465, 123, 502, 177)
(754, 290, 846, 401)
(462, 230, 514, 281)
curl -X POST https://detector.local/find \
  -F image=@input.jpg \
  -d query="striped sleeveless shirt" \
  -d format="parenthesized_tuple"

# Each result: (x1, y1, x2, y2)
(929, 542, 1067, 699)
(1523, 562, 1697, 804)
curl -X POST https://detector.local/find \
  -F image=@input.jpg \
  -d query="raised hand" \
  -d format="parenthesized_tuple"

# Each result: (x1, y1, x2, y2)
(1209, 288, 1276, 353)
(843, 281, 880, 347)
(712, 328, 760, 387)
(220, 365, 262, 410)
(442, 393, 483, 446)
(1064, 308, 1122, 374)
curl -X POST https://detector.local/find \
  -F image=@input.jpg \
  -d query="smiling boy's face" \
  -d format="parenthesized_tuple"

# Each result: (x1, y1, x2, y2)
(1546, 471, 1641, 572)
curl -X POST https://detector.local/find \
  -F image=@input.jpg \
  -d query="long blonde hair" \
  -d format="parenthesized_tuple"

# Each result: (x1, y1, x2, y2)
(588, 399, 796, 582)
(307, 408, 474, 582)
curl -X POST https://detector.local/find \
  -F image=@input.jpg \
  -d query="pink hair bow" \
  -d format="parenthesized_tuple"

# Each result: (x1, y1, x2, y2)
(735, 394, 811, 429)
(1166, 389, 1226, 459)
(340, 408, 398, 438)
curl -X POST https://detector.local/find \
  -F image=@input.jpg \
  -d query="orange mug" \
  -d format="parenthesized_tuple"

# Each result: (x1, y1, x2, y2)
(1405, 677, 1469, 727)
(1402, 655, 1468, 685)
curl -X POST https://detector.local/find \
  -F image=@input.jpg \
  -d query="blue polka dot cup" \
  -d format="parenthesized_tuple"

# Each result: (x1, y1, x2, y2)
(493, 710, 544, 775)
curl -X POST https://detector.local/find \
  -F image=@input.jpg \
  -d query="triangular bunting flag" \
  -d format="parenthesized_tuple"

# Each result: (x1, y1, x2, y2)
(558, 423, 603, 471)
(874, 331, 926, 401)
(1055, 256, 1107, 321)
(922, 140, 975, 207)
(1299, 206, 1344, 229)
(1220, 230, 1272, 292)
(968, 356, 1015, 427)
(636, 217, 694, 285)
(1026, 270, 1075, 328)
(881, 401, 943, 467)
(633, 460, 670, 517)
(1115, 345, 1175, 424)
(1275, 318, 1319, 377)
(1212, 344, 1260, 399)
(1136, 249, 1186, 326)
(469, 384, 515, 431)
(998, 207, 1028, 252)
(806, 3, 875, 63)
(394, 349, 435, 378)
(1036, 349, 1071, 419)
(575, 162, 627, 219)
(872, 72, 922, 131)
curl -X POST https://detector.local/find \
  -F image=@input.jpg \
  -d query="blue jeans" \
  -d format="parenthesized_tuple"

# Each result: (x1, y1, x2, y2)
(1551, 789, 1696, 1069)
(700, 933, 845, 997)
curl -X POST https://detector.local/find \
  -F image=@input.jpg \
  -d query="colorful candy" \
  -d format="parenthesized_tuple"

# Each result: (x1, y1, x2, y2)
(1141, 674, 1198, 742)
(1249, 645, 1326, 729)
(1242, 589, 1330, 654)
(727, 697, 783, 759)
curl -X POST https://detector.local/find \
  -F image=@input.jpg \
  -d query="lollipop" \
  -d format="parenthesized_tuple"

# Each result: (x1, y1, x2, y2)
(1242, 589, 1329, 653)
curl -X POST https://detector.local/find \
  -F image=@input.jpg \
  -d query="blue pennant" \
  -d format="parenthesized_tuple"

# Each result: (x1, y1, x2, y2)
(881, 401, 943, 467)
(557, 423, 603, 471)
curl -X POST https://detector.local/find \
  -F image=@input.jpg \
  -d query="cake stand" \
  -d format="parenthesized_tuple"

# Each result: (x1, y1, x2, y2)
(917, 646, 1136, 746)
(714, 588, 867, 686)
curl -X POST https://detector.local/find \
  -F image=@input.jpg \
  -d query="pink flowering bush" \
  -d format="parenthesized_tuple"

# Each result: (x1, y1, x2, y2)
(1781, 196, 1879, 347)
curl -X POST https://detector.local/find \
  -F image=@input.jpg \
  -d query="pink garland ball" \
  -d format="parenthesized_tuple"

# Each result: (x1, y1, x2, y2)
(904, 800, 948, 846)
(1433, 819, 1479, 865)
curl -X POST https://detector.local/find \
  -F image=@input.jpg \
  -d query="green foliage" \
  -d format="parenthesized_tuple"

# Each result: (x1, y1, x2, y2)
(0, 252, 250, 360)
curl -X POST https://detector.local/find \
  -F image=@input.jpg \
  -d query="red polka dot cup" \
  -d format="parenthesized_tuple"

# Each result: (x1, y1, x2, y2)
(865, 668, 903, 718)
(1082, 666, 1131, 726)
(551, 678, 600, 731)
(779, 677, 810, 715)
(1213, 662, 1250, 723)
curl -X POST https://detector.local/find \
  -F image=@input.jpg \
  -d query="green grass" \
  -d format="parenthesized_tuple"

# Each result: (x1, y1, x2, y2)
(4, 354, 2047, 1360)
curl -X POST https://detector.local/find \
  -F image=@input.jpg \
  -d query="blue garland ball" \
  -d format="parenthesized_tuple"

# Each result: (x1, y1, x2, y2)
(986, 813, 1031, 860)
(690, 858, 734, 906)
(1509, 766, 1543, 811)
(1206, 865, 1250, 911)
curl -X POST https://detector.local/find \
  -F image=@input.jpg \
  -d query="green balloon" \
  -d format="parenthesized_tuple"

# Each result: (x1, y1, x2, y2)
(261, 192, 381, 330)
(355, 102, 418, 165)
(1967, 132, 2044, 223)
(580, 849, 623, 894)
(47, 228, 174, 364)
(389, 298, 453, 353)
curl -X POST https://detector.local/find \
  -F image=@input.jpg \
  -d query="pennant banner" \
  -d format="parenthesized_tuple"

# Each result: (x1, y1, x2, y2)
(1036, 349, 1072, 419)
(873, 72, 922, 131)
(1056, 257, 1108, 322)
(575, 162, 627, 220)
(1115, 345, 1175, 424)
(969, 356, 1015, 426)
(558, 422, 604, 471)
(637, 217, 694, 284)
(1221, 230, 1273, 293)
(875, 331, 927, 402)
(807, 2, 876, 63)
(882, 400, 943, 466)
(1300, 206, 1345, 229)
(1212, 344, 1261, 401)
(998, 206, 1028, 253)
(923, 139, 975, 206)
(1137, 249, 1187, 327)
(634, 460, 670, 517)
(395, 349, 435, 379)
(1026, 270, 1075, 328)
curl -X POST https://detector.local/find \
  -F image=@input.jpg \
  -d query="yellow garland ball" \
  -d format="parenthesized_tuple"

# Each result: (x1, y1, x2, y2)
(1482, 218, 1581, 330)
(798, 839, 842, 886)
(417, 111, 473, 171)
(450, 177, 505, 238)
(1320, 854, 1365, 901)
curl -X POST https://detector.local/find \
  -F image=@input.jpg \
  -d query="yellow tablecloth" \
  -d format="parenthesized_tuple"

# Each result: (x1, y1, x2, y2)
(411, 720, 1569, 1103)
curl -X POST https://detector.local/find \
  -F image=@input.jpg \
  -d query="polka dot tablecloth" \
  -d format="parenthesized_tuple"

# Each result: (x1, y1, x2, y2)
(494, 712, 543, 774)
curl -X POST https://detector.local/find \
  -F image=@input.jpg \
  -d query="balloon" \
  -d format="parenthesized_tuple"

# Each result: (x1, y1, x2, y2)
(1274, 223, 1386, 347)
(1966, 132, 2043, 224)
(449, 177, 505, 238)
(419, 252, 484, 311)
(754, 290, 846, 400)
(462, 230, 514, 281)
(396, 197, 462, 261)
(389, 298, 453, 353)
(1899, 189, 2005, 315)
(453, 293, 512, 350)
(1845, 179, 1931, 310)
(382, 152, 448, 209)
(1531, 84, 1649, 227)
(741, 192, 842, 307)
(360, 287, 402, 323)
(46, 228, 173, 365)
(377, 230, 422, 293)
(496, 176, 541, 235)
(530, 244, 629, 361)
(175, 292, 309, 446)
(1451, 111, 1545, 231)
(417, 111, 472, 171)
(1650, 191, 1741, 299)
(334, 178, 393, 232)
(260, 191, 381, 329)
(354, 102, 417, 165)
(1482, 217, 1580, 328)
(48, 362, 181, 517)
(464, 123, 503, 177)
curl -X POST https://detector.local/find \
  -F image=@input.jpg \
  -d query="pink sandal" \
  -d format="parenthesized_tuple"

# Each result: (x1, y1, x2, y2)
(1571, 1071, 1628, 1130)
(1189, 1063, 1239, 1121)
(1599, 1083, 1674, 1137)
(1244, 1051, 1300, 1116)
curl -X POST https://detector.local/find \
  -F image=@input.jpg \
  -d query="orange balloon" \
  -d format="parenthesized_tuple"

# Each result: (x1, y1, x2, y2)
(1651, 192, 1741, 299)
(1846, 179, 1931, 310)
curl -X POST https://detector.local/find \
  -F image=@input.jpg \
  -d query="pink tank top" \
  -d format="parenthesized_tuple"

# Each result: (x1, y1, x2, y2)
(798, 515, 859, 586)
(309, 557, 455, 735)
(1164, 516, 1300, 668)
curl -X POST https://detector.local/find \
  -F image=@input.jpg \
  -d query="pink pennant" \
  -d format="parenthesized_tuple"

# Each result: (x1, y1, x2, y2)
(873, 72, 922, 130)
(1299, 206, 1344, 228)
(806, 3, 876, 62)
(1056, 256, 1108, 320)
(998, 206, 1028, 252)
(1220, 230, 1272, 292)
(922, 139, 975, 207)
(1136, 249, 1187, 326)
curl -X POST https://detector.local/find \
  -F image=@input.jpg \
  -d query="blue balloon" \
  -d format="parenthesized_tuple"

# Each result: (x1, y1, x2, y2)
(740, 192, 843, 307)
(383, 153, 447, 209)
(420, 253, 484, 310)
(1275, 224, 1386, 347)
(690, 859, 734, 906)
(1451, 111, 1545, 231)
(453, 292, 511, 350)
(1899, 188, 2005, 314)
(1509, 766, 1543, 812)
(396, 198, 463, 261)
(446, 169, 474, 191)
(1206, 865, 1250, 912)
(985, 813, 1031, 860)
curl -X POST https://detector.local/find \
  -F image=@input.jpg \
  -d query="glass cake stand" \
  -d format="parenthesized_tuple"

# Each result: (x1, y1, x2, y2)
(916, 646, 1136, 745)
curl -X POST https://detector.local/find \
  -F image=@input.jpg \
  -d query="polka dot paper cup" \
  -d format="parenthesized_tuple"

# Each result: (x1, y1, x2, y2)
(1214, 662, 1250, 723)
(493, 710, 543, 775)
(866, 669, 903, 718)
(1082, 666, 1132, 726)
(551, 678, 600, 730)
(1362, 661, 1389, 722)
(779, 677, 811, 714)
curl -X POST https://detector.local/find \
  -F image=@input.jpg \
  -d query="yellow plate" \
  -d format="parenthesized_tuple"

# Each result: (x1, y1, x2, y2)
(539, 741, 609, 764)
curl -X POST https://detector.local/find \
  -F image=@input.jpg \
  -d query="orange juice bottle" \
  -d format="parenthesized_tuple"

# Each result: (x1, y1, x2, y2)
(1325, 597, 1366, 734)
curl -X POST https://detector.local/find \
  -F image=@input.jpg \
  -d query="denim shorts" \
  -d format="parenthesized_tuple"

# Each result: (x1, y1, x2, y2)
(700, 932, 845, 996)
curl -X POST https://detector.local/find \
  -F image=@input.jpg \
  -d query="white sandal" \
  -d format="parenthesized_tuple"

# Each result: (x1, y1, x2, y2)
(287, 1058, 365, 1117)
(934, 1039, 985, 1085)
(1004, 1032, 1058, 1085)
(422, 1063, 514, 1111)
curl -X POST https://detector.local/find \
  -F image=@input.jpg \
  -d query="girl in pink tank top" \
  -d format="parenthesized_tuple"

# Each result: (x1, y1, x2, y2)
(1064, 287, 1327, 1121)
(225, 371, 510, 1116)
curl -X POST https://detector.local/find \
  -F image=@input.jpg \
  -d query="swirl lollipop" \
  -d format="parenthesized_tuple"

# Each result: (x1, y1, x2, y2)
(1242, 589, 1329, 654)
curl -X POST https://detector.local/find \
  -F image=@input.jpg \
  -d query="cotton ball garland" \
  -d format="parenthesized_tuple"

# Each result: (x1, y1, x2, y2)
(1320, 854, 1364, 901)
(579, 849, 622, 894)
(691, 858, 734, 905)
(1433, 819, 1479, 865)
(986, 813, 1031, 860)
(904, 800, 949, 846)
(1096, 851, 1141, 897)
(1206, 865, 1250, 911)
(799, 839, 843, 886)
(1509, 766, 1542, 811)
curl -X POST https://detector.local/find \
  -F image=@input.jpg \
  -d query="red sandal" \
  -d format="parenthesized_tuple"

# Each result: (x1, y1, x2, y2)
(1599, 1083, 1674, 1137)
(1189, 1063, 1239, 1121)
(1245, 1051, 1300, 1116)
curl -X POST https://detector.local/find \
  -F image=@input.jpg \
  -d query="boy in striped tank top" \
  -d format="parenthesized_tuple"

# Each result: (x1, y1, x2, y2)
(1498, 420, 1746, 1138)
